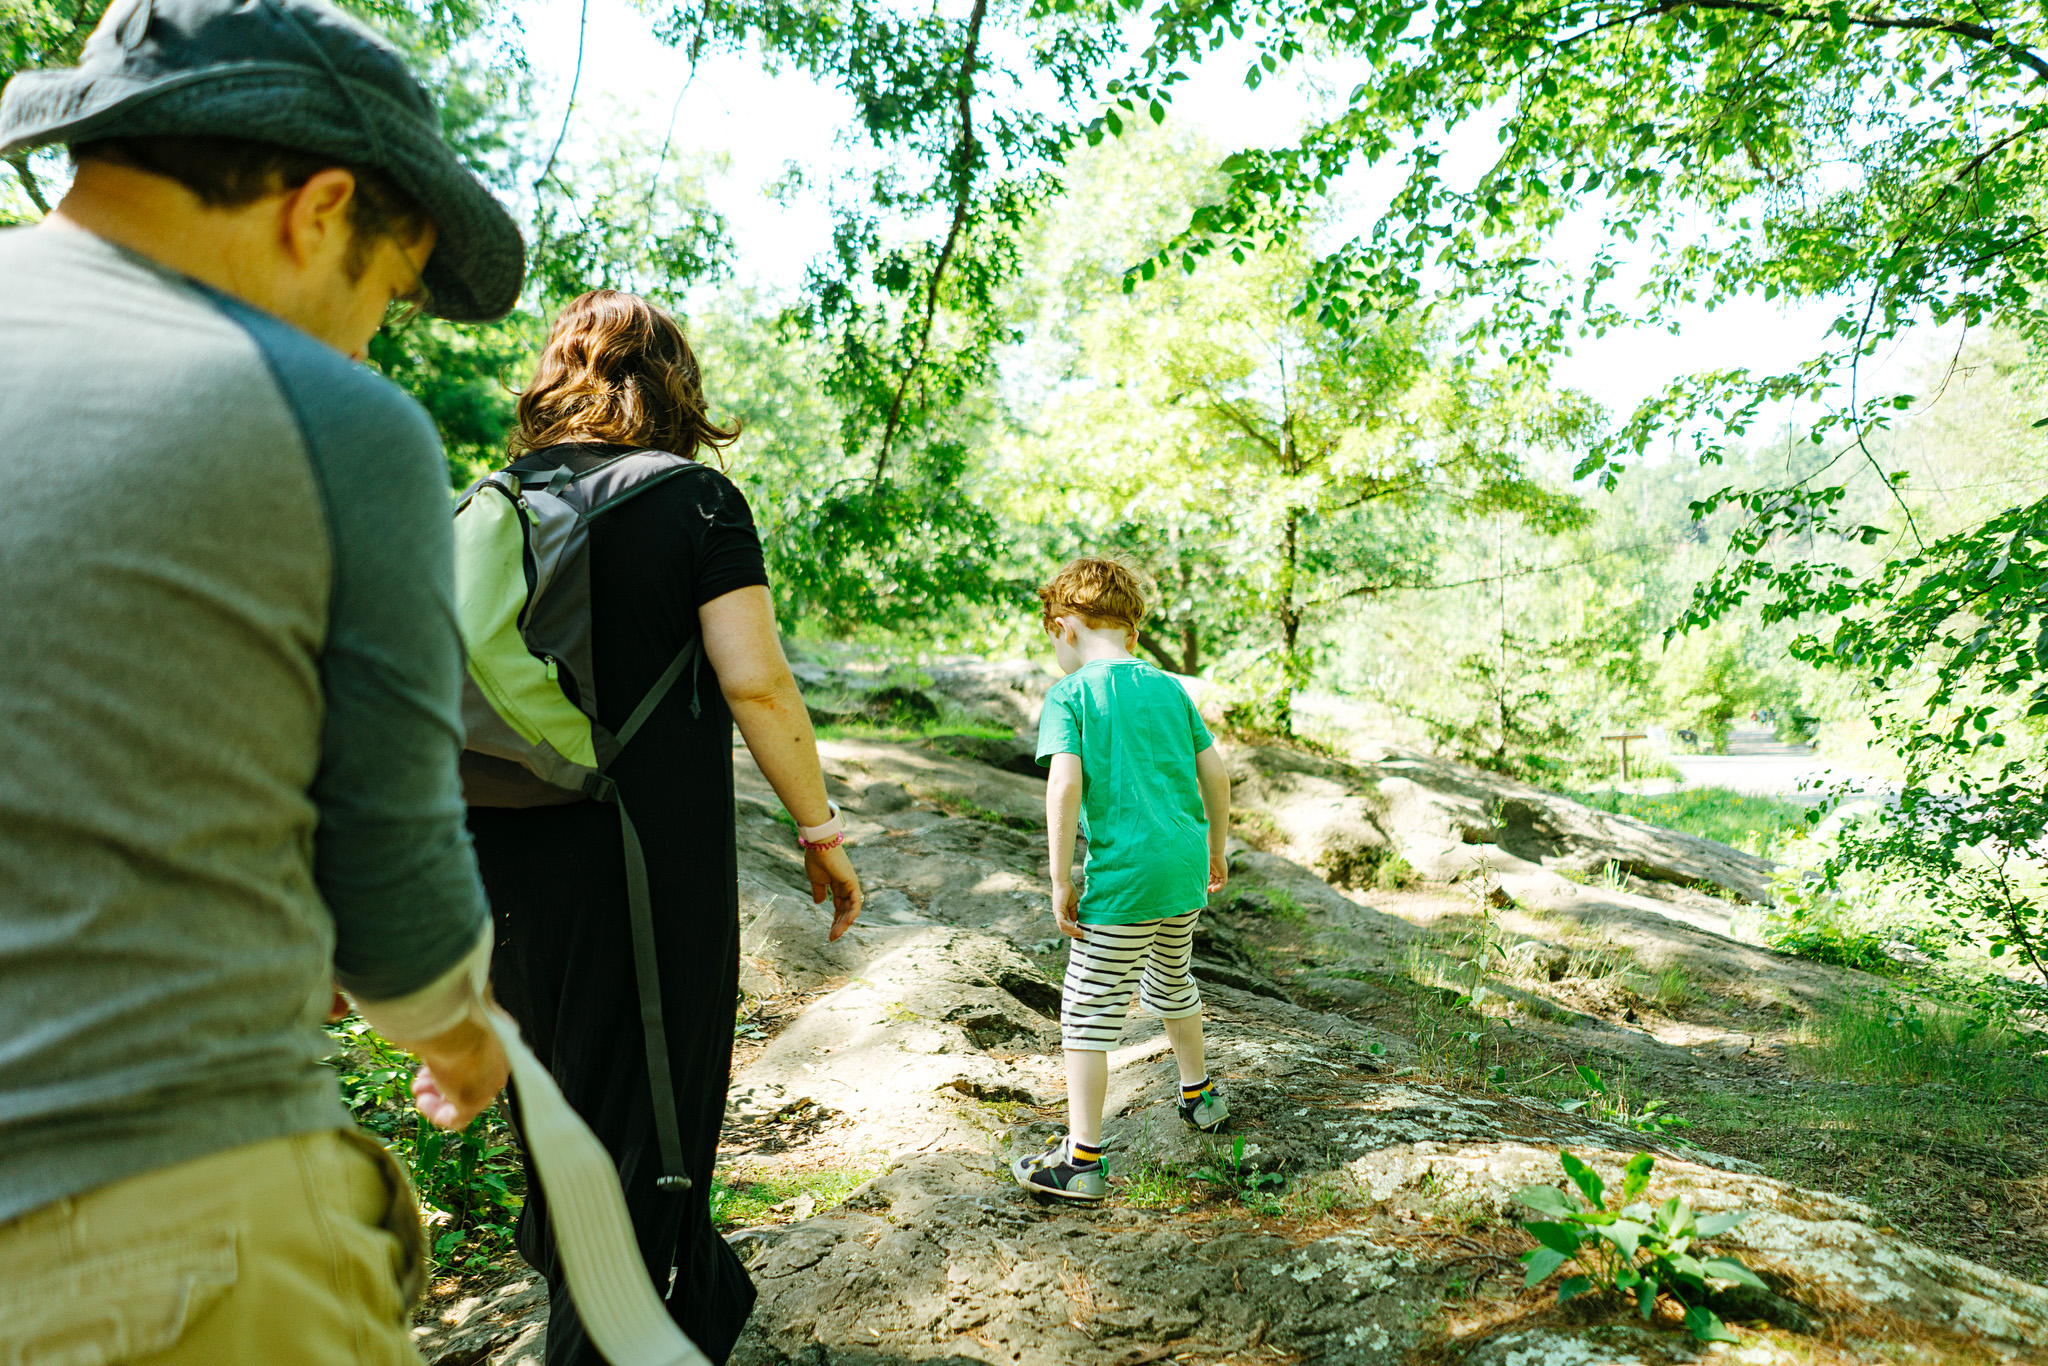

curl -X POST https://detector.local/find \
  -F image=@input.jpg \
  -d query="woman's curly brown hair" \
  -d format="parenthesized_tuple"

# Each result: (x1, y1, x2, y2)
(510, 290, 741, 462)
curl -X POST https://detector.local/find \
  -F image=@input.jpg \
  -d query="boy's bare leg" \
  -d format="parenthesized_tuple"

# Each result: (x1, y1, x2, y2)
(1163, 1013, 1206, 1087)
(1064, 1048, 1109, 1146)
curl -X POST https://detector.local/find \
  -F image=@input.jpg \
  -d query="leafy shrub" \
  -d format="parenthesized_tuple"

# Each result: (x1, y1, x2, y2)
(327, 1018, 525, 1269)
(1757, 903, 1899, 976)
(1516, 1150, 1765, 1344)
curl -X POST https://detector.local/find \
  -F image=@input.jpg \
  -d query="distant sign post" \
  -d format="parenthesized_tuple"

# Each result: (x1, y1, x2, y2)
(1602, 731, 1648, 784)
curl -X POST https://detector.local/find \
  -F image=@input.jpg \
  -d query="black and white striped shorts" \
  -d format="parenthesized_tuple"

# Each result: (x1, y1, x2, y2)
(1060, 910, 1204, 1050)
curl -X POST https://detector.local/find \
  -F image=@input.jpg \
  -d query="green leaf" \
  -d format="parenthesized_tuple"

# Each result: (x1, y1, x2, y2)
(1669, 1251, 1708, 1283)
(1560, 1150, 1607, 1210)
(1703, 1257, 1768, 1290)
(1599, 1218, 1652, 1260)
(1694, 1210, 1748, 1238)
(1684, 1304, 1741, 1343)
(1621, 1152, 1654, 1203)
(1521, 1246, 1569, 1286)
(1826, 0, 1849, 31)
(1574, 1064, 1607, 1094)
(1525, 1221, 1584, 1255)
(1513, 1183, 1577, 1217)
(1558, 1275, 1594, 1303)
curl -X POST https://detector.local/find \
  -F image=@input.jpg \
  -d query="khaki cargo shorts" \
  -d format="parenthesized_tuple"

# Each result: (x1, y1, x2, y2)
(0, 1128, 426, 1365)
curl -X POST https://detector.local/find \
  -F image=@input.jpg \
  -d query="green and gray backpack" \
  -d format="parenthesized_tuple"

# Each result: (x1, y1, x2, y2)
(453, 447, 702, 1193)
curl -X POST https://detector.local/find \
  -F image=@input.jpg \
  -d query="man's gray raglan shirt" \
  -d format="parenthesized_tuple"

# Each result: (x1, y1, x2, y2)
(0, 226, 490, 1224)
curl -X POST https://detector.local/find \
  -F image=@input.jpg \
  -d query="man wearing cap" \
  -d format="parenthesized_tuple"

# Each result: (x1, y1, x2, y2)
(0, 0, 525, 1359)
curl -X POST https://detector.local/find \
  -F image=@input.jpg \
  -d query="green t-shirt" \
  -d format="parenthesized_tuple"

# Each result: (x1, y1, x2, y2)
(1036, 657, 1216, 925)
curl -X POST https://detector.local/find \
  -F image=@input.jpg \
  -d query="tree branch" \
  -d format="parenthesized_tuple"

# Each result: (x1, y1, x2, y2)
(1192, 391, 1286, 457)
(1555, 0, 2048, 83)
(1303, 543, 1658, 610)
(1137, 630, 1184, 672)
(535, 0, 590, 198)
(873, 0, 989, 486)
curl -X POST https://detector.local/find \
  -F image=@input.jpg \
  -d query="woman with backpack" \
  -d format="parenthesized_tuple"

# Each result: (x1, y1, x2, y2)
(463, 289, 862, 1365)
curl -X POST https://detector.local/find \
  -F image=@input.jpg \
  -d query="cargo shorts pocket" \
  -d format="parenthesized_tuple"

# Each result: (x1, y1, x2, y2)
(0, 1224, 237, 1366)
(336, 1126, 427, 1311)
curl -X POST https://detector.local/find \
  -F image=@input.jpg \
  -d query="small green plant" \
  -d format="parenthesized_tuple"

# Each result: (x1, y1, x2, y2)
(1190, 1135, 1287, 1201)
(1628, 1099, 1691, 1135)
(1515, 1151, 1766, 1344)
(1551, 1062, 1608, 1115)
(1374, 853, 1415, 891)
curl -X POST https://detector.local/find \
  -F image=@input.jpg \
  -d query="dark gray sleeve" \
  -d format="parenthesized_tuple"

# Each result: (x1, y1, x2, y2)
(214, 296, 489, 1001)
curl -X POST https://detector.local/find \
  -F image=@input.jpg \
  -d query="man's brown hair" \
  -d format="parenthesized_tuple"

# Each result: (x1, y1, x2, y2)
(1038, 556, 1155, 634)
(72, 136, 430, 284)
(511, 290, 741, 463)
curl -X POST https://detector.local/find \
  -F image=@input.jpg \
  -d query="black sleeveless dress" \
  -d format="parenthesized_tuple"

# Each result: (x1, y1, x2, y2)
(466, 441, 764, 1365)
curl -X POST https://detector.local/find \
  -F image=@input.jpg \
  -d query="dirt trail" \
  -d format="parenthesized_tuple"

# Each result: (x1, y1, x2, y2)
(414, 722, 2048, 1366)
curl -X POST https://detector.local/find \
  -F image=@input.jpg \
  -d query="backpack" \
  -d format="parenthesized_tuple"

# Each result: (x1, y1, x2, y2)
(453, 447, 702, 1193)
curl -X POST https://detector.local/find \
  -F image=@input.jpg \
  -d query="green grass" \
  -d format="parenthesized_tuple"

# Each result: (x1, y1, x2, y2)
(1672, 1078, 2048, 1282)
(927, 790, 1041, 830)
(1238, 884, 1311, 925)
(1795, 989, 2048, 1098)
(812, 715, 1013, 743)
(1569, 786, 1810, 854)
(708, 1165, 880, 1230)
(1116, 1157, 1205, 1210)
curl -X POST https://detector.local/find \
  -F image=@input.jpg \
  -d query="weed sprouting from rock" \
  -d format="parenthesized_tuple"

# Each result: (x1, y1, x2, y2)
(1515, 1150, 1767, 1344)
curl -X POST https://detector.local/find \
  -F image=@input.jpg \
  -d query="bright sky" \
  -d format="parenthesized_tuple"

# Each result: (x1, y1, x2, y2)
(513, 0, 1892, 430)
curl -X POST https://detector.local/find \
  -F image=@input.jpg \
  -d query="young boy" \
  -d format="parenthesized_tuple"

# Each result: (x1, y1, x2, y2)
(1013, 557, 1234, 1203)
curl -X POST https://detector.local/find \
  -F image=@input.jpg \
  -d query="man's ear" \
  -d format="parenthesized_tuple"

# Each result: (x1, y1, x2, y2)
(277, 167, 359, 268)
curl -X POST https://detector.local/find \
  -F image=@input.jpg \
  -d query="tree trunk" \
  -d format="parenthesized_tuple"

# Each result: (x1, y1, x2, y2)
(1278, 507, 1301, 734)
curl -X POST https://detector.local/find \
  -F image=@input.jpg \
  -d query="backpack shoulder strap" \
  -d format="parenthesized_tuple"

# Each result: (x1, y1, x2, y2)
(609, 635, 702, 763)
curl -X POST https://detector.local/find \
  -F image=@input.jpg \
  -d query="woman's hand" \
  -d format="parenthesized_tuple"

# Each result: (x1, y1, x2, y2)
(806, 841, 862, 941)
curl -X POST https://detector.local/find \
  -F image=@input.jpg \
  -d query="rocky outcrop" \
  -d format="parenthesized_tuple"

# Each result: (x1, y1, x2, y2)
(1231, 743, 1775, 904)
(787, 657, 1054, 733)
(415, 727, 2045, 1366)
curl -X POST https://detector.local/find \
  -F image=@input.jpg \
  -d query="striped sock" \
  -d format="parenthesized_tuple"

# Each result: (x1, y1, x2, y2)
(1180, 1077, 1211, 1102)
(1069, 1139, 1103, 1166)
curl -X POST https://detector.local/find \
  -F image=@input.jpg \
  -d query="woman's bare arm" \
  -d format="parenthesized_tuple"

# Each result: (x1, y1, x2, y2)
(699, 585, 861, 939)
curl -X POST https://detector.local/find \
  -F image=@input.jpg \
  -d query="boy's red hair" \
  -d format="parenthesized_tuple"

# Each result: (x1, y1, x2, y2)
(1038, 556, 1155, 634)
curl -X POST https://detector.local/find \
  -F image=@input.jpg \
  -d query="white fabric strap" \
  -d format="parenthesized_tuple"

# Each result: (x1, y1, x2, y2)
(351, 926, 493, 1045)
(485, 1005, 712, 1366)
(355, 933, 709, 1366)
